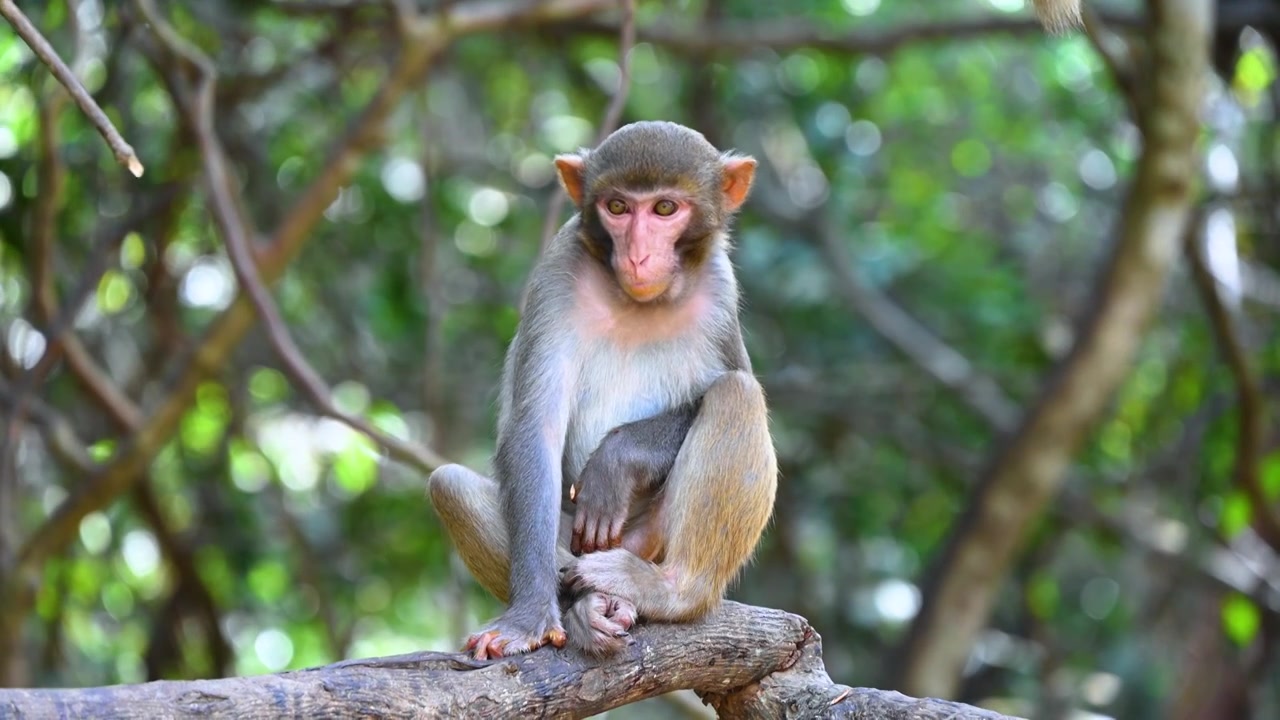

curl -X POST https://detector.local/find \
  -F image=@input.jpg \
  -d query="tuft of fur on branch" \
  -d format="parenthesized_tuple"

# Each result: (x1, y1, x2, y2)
(0, 602, 1022, 719)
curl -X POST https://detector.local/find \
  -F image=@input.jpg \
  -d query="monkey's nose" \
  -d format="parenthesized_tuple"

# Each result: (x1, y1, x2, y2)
(627, 255, 651, 272)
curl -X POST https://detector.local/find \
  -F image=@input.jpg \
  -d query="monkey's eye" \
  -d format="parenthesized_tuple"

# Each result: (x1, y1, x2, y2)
(606, 199, 628, 215)
(653, 199, 678, 217)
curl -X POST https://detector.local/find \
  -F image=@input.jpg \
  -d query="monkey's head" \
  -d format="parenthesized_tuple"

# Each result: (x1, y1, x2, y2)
(554, 121, 756, 303)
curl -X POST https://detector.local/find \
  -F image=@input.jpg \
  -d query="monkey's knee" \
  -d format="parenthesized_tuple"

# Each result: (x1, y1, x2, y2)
(703, 370, 766, 412)
(428, 464, 483, 509)
(427, 464, 504, 544)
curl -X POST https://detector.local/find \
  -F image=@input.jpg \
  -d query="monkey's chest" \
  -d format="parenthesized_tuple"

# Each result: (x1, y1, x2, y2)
(563, 340, 720, 481)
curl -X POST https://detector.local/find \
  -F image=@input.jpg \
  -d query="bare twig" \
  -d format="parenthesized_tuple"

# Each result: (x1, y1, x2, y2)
(0, 0, 143, 176)
(749, 182, 1021, 432)
(134, 0, 448, 475)
(1185, 215, 1280, 552)
(11, 0, 615, 608)
(540, 0, 637, 248)
(815, 219, 1021, 431)
(1081, 5, 1141, 118)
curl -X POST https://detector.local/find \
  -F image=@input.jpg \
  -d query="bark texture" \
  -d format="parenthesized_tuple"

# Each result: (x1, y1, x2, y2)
(1, 602, 1018, 719)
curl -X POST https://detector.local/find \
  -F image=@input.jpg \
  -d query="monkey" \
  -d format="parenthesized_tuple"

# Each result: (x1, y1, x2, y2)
(1033, 0, 1083, 33)
(427, 120, 777, 660)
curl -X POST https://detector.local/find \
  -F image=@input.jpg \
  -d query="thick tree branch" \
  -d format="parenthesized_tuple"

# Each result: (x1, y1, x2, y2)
(0, 0, 143, 176)
(0, 603, 1019, 720)
(898, 0, 1213, 699)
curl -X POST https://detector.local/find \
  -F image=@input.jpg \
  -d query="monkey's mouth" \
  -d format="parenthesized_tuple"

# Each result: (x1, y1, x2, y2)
(622, 281, 669, 302)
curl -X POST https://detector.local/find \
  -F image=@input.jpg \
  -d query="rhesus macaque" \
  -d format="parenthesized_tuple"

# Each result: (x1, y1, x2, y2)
(428, 121, 777, 659)
(1034, 0, 1083, 32)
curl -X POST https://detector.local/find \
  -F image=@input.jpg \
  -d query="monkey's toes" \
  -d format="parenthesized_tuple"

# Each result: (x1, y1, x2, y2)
(546, 628, 567, 648)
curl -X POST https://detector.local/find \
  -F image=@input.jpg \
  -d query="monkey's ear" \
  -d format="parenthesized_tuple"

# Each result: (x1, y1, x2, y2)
(721, 156, 756, 212)
(554, 154, 587, 207)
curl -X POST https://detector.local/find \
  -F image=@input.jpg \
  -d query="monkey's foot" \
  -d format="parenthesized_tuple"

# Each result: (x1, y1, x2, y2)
(463, 610, 567, 660)
(561, 548, 652, 600)
(565, 591, 637, 658)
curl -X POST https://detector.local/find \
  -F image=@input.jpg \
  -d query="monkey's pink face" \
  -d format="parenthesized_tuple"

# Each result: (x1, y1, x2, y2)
(597, 192, 693, 303)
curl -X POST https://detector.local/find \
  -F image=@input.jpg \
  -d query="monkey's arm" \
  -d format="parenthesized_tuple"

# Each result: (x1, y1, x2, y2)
(571, 402, 699, 555)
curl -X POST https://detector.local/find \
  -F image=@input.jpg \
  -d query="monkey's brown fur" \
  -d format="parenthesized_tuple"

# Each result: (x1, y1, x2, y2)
(428, 121, 777, 659)
(1033, 0, 1083, 33)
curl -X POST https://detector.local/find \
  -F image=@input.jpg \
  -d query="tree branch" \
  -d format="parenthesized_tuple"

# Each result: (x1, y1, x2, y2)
(1185, 214, 1280, 552)
(0, 603, 1020, 720)
(561, 12, 1144, 57)
(898, 0, 1213, 698)
(540, 0, 636, 248)
(815, 219, 1021, 431)
(10, 0, 617, 586)
(0, 0, 143, 176)
(133, 0, 448, 477)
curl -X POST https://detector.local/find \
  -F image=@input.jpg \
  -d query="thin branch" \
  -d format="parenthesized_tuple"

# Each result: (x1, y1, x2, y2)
(561, 11, 1144, 57)
(540, 0, 636, 248)
(1081, 5, 1141, 119)
(0, 0, 143, 176)
(131, 481, 234, 677)
(11, 0, 615, 600)
(749, 183, 1021, 432)
(1185, 215, 1280, 552)
(815, 219, 1021, 431)
(134, 0, 448, 476)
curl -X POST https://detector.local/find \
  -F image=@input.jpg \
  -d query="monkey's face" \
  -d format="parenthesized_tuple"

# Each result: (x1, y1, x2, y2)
(553, 122, 758, 305)
(595, 190, 695, 303)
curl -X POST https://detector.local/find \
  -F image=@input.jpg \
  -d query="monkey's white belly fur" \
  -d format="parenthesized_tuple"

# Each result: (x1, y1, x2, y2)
(563, 337, 721, 482)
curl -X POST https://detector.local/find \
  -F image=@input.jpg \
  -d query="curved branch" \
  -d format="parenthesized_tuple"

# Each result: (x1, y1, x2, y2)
(540, 0, 637, 248)
(11, 0, 617, 584)
(897, 0, 1213, 699)
(0, 603, 1019, 720)
(1185, 215, 1280, 551)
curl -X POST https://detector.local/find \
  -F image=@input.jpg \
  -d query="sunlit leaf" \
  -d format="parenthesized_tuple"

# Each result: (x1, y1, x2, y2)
(1222, 594, 1261, 647)
(249, 367, 289, 404)
(120, 232, 146, 270)
(249, 560, 290, 603)
(1261, 452, 1280, 500)
(333, 434, 378, 496)
(97, 270, 134, 315)
(1219, 491, 1252, 538)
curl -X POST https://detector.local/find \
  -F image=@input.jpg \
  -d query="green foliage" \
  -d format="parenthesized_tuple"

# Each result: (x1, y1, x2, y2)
(2, 1, 1278, 717)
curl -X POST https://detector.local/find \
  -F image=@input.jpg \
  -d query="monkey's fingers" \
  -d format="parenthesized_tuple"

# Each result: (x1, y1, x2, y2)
(571, 512, 587, 555)
(581, 515, 602, 554)
(606, 516, 626, 549)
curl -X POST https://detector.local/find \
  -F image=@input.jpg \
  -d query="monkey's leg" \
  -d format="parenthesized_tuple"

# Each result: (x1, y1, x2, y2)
(564, 370, 777, 623)
(428, 464, 575, 605)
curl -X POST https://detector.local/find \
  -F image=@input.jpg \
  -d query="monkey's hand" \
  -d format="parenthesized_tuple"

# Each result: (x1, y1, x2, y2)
(564, 591, 637, 658)
(463, 605, 566, 660)
(570, 439, 638, 556)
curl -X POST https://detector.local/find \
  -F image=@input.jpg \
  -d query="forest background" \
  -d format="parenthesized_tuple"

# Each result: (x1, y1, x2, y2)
(0, 0, 1278, 718)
